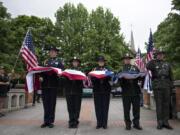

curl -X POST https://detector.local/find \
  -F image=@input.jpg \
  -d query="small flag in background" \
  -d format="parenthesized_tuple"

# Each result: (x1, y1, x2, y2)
(20, 29, 38, 71)
(135, 48, 145, 72)
(143, 29, 155, 93)
(146, 29, 154, 62)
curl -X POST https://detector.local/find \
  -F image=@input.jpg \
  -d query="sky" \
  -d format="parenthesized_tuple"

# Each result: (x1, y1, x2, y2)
(1, 0, 172, 52)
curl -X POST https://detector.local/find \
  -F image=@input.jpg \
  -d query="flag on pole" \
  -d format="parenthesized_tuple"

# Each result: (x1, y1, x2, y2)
(146, 29, 154, 62)
(143, 29, 154, 93)
(20, 29, 38, 92)
(135, 48, 145, 72)
(20, 29, 38, 71)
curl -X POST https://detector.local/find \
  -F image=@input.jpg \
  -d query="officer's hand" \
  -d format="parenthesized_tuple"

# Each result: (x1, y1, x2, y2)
(39, 77, 43, 82)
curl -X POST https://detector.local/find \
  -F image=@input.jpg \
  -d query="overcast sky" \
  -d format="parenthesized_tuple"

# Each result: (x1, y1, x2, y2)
(2, 0, 172, 52)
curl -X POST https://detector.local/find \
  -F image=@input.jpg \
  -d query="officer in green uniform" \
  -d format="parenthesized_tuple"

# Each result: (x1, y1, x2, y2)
(146, 48, 173, 130)
(119, 53, 143, 130)
(64, 57, 83, 128)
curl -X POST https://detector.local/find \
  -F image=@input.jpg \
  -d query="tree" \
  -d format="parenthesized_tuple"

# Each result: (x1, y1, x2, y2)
(153, 0, 180, 79)
(0, 14, 56, 73)
(55, 3, 129, 71)
(0, 2, 12, 71)
(55, 3, 89, 62)
(172, 0, 180, 11)
(87, 7, 129, 70)
(0, 2, 130, 73)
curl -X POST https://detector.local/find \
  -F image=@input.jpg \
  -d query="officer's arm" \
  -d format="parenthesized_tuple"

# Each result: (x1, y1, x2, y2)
(116, 69, 123, 86)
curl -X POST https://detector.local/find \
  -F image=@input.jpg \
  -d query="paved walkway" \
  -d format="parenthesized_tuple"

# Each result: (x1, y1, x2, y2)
(0, 98, 180, 135)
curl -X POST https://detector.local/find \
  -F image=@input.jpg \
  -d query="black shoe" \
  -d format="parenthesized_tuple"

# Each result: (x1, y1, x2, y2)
(96, 125, 102, 129)
(133, 125, 143, 130)
(163, 124, 173, 130)
(69, 125, 73, 128)
(125, 125, 131, 130)
(75, 121, 79, 125)
(69, 123, 78, 128)
(40, 123, 48, 128)
(0, 113, 5, 117)
(157, 125, 163, 130)
(102, 125, 108, 129)
(48, 123, 54, 128)
(72, 124, 78, 128)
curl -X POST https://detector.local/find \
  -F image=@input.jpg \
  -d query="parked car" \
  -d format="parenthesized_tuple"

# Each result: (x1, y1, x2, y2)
(82, 88, 93, 98)
(111, 87, 122, 97)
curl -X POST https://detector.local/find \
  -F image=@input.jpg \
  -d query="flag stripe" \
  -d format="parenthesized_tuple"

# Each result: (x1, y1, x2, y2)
(23, 46, 37, 62)
(20, 30, 38, 71)
(21, 54, 35, 68)
(21, 51, 37, 67)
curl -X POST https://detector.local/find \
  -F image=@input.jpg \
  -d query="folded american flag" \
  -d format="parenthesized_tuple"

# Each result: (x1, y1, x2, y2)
(88, 70, 114, 79)
(61, 69, 87, 80)
(26, 66, 63, 93)
(26, 67, 86, 93)
(118, 71, 146, 79)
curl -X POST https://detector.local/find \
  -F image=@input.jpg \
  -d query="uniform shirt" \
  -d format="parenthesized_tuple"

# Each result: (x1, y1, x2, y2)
(91, 66, 111, 94)
(119, 64, 141, 96)
(0, 74, 9, 82)
(0, 74, 10, 97)
(41, 57, 64, 88)
(64, 66, 83, 95)
(146, 59, 173, 89)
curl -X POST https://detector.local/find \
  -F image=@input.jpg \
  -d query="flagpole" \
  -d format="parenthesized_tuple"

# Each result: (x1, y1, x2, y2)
(12, 27, 33, 73)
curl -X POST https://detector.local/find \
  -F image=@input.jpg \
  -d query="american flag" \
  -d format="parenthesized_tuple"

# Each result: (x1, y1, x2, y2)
(20, 30, 38, 71)
(135, 48, 145, 71)
(143, 29, 155, 93)
(146, 29, 154, 62)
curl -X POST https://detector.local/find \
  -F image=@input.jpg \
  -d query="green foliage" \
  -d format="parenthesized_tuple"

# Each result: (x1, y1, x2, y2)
(154, 13, 180, 63)
(2, 15, 56, 73)
(0, 2, 12, 72)
(172, 0, 180, 11)
(173, 64, 180, 80)
(154, 0, 180, 80)
(55, 3, 129, 71)
(0, 2, 130, 74)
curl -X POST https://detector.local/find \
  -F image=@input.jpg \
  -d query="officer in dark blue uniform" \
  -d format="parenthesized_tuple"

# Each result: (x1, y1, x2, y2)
(64, 57, 83, 128)
(119, 53, 143, 130)
(40, 46, 64, 128)
(91, 56, 111, 129)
